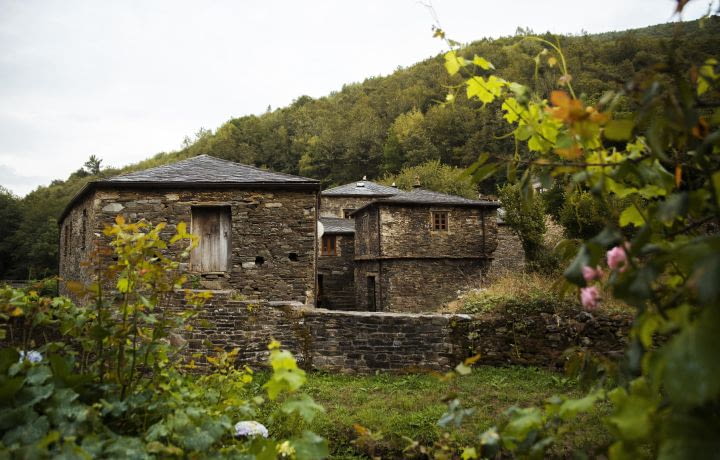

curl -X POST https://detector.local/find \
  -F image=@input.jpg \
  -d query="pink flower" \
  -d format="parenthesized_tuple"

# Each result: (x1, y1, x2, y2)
(580, 286, 601, 310)
(582, 265, 603, 282)
(606, 245, 629, 272)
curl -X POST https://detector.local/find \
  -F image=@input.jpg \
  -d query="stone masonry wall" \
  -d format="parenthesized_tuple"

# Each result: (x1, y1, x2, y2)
(354, 207, 379, 258)
(491, 223, 525, 274)
(378, 205, 498, 258)
(354, 258, 488, 312)
(60, 187, 317, 303)
(317, 234, 355, 310)
(172, 292, 630, 373)
(59, 192, 97, 290)
(320, 196, 378, 219)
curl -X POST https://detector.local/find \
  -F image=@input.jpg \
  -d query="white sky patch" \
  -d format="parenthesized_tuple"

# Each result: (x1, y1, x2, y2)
(0, 0, 710, 196)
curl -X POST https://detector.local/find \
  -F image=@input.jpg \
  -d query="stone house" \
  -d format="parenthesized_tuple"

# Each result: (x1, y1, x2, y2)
(58, 155, 320, 303)
(351, 188, 500, 312)
(316, 180, 398, 309)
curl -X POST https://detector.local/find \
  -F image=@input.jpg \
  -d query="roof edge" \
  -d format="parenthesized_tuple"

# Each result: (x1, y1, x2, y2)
(59, 180, 322, 224)
(349, 199, 501, 217)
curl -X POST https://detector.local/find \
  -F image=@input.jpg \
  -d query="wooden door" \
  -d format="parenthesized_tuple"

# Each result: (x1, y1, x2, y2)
(191, 206, 231, 272)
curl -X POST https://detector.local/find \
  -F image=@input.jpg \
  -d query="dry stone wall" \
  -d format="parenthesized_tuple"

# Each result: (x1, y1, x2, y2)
(175, 292, 630, 373)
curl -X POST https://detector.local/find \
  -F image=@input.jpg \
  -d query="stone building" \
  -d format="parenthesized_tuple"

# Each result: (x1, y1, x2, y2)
(58, 155, 320, 303)
(316, 180, 398, 309)
(351, 188, 500, 312)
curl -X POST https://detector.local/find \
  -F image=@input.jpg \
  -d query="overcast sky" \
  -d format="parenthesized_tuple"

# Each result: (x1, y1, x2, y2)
(0, 0, 709, 196)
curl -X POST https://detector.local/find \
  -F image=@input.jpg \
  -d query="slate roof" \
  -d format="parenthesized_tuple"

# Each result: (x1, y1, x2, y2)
(350, 188, 500, 215)
(60, 155, 319, 222)
(322, 180, 399, 197)
(319, 217, 355, 234)
(103, 155, 318, 185)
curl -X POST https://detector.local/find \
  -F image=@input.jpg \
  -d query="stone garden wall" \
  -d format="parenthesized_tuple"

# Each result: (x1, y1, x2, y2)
(179, 292, 630, 373)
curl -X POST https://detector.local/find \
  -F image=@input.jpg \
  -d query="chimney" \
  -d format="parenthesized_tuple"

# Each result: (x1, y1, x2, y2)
(413, 175, 422, 189)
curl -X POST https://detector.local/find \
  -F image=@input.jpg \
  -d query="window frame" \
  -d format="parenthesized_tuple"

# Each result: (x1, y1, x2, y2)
(321, 234, 337, 256)
(432, 211, 449, 231)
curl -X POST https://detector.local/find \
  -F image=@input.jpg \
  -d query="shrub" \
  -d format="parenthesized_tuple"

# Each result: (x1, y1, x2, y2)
(0, 218, 328, 458)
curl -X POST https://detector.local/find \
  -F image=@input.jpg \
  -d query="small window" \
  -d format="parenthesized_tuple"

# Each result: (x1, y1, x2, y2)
(343, 209, 355, 219)
(432, 212, 448, 231)
(321, 235, 337, 256)
(362, 214, 368, 231)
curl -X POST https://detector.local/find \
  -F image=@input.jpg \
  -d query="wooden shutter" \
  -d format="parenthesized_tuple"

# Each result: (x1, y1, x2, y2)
(191, 206, 231, 272)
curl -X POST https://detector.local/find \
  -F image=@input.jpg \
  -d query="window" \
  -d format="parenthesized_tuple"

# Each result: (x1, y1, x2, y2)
(343, 209, 355, 219)
(361, 214, 368, 231)
(432, 211, 448, 231)
(191, 206, 231, 272)
(321, 235, 337, 256)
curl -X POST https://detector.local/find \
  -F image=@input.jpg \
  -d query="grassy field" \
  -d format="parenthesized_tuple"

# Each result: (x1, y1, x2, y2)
(250, 366, 612, 458)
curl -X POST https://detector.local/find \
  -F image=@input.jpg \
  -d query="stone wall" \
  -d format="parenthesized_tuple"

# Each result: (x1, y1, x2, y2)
(59, 192, 96, 289)
(173, 292, 630, 373)
(317, 234, 355, 310)
(354, 258, 488, 312)
(60, 187, 317, 304)
(320, 196, 378, 219)
(491, 223, 525, 274)
(354, 207, 380, 258)
(376, 205, 498, 258)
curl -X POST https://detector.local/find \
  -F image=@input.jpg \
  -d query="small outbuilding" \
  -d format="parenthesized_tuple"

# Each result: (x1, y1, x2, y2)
(59, 155, 320, 303)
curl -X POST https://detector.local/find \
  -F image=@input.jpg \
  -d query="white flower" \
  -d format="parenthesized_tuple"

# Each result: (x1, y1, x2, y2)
(234, 421, 269, 438)
(18, 350, 43, 364)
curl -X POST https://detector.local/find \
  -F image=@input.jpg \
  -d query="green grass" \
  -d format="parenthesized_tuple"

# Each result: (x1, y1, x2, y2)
(249, 366, 612, 458)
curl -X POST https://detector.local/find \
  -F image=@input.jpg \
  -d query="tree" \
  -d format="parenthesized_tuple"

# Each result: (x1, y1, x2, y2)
(380, 159, 477, 199)
(0, 187, 22, 278)
(83, 155, 103, 175)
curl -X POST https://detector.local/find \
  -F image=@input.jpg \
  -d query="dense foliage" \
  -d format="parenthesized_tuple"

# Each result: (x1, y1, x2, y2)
(1, 18, 719, 280)
(420, 6, 720, 458)
(0, 219, 328, 458)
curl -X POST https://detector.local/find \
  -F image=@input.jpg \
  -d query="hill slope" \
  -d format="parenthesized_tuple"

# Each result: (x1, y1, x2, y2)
(1, 16, 718, 278)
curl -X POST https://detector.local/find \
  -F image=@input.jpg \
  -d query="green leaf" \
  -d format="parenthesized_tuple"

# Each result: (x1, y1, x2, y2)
(291, 431, 330, 460)
(466, 76, 505, 104)
(444, 51, 465, 76)
(117, 278, 129, 293)
(558, 389, 603, 419)
(606, 379, 658, 441)
(472, 55, 494, 70)
(564, 245, 591, 286)
(455, 362, 472, 375)
(461, 446, 479, 459)
(605, 119, 635, 141)
(281, 394, 325, 423)
(619, 205, 644, 227)
(662, 306, 720, 407)
(502, 98, 522, 123)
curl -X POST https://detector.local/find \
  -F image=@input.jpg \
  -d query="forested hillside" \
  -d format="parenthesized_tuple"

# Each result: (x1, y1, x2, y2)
(1, 17, 718, 279)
